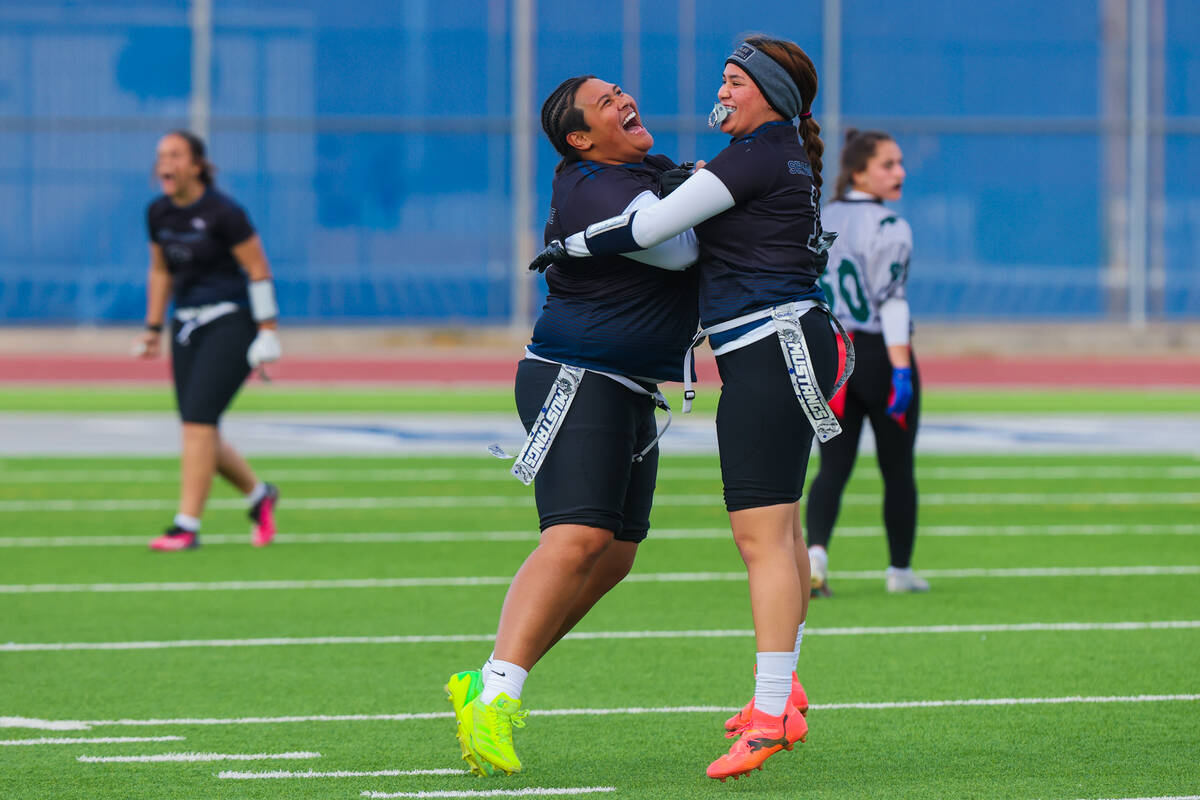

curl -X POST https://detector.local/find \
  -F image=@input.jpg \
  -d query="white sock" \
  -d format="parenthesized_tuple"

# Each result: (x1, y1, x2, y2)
(754, 651, 793, 717)
(791, 621, 806, 671)
(809, 545, 828, 571)
(480, 659, 527, 704)
(887, 566, 913, 577)
(173, 513, 200, 532)
(247, 482, 268, 506)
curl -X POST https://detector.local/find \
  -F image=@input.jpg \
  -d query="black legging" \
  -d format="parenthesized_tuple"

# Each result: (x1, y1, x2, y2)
(805, 331, 920, 568)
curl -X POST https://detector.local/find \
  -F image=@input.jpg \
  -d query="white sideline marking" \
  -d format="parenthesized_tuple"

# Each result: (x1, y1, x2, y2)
(220, 768, 467, 779)
(5, 620, 1198, 653)
(6, 523, 1200, 549)
(0, 735, 183, 746)
(3, 464, 1198, 483)
(0, 717, 90, 730)
(77, 750, 320, 763)
(9, 694, 1198, 731)
(2, 490, 1199, 513)
(363, 789, 616, 799)
(2, 566, 1197, 595)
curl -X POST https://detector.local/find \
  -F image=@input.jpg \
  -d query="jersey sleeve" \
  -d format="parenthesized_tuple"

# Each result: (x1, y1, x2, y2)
(701, 141, 772, 205)
(217, 199, 257, 248)
(146, 202, 159, 244)
(561, 170, 651, 233)
(864, 216, 912, 303)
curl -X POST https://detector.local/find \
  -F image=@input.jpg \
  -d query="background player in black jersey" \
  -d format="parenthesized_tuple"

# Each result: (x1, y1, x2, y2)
(445, 75, 699, 778)
(530, 36, 836, 781)
(133, 130, 282, 551)
(806, 129, 929, 594)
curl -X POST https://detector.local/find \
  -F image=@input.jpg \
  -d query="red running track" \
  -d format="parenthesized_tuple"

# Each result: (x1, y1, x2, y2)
(1, 355, 1199, 386)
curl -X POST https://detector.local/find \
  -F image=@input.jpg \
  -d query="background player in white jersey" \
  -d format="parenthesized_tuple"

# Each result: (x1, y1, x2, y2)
(806, 129, 928, 595)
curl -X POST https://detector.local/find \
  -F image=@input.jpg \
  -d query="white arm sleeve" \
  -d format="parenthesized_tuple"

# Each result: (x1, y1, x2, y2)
(617, 191, 699, 270)
(564, 168, 736, 256)
(878, 296, 911, 347)
(866, 217, 913, 304)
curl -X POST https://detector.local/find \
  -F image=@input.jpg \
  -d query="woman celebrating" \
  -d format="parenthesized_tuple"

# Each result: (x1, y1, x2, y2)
(530, 36, 837, 782)
(806, 129, 928, 595)
(134, 130, 281, 551)
(446, 76, 699, 777)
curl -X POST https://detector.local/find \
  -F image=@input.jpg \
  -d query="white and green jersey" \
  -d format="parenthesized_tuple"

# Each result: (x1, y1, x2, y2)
(818, 190, 912, 334)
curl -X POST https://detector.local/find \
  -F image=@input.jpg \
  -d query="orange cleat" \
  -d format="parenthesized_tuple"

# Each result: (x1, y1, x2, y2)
(724, 672, 808, 738)
(707, 702, 808, 782)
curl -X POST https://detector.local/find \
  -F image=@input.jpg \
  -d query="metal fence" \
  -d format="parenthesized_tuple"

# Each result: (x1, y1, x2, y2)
(0, 0, 1196, 325)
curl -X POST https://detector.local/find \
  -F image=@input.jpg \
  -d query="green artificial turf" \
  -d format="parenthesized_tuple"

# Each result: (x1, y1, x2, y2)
(0, 384, 1198, 414)
(1, 449, 1198, 799)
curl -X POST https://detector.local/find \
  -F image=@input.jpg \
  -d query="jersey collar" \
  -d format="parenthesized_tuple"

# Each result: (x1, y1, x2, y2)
(842, 189, 883, 204)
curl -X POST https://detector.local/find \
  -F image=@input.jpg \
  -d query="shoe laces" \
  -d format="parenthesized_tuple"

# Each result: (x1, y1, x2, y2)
(484, 704, 528, 747)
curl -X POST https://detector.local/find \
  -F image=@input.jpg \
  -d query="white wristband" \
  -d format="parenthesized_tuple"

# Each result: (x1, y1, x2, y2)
(248, 279, 279, 322)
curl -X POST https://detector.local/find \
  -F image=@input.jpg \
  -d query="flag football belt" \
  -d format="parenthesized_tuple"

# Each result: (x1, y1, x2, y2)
(681, 299, 855, 444)
(174, 301, 240, 345)
(490, 354, 672, 486)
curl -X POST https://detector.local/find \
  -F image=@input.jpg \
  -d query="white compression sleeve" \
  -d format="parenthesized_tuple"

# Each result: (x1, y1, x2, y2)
(878, 296, 911, 347)
(564, 168, 736, 257)
(618, 191, 699, 270)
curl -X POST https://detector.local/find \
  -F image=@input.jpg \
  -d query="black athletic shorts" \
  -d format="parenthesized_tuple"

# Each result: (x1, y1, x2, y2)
(513, 358, 661, 542)
(171, 307, 256, 425)
(714, 308, 838, 512)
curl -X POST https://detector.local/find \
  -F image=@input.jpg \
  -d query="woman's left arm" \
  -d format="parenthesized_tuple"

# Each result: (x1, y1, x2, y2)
(562, 168, 737, 257)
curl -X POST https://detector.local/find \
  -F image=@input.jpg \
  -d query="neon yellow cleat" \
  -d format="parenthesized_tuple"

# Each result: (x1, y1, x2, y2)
(462, 692, 527, 776)
(445, 671, 493, 777)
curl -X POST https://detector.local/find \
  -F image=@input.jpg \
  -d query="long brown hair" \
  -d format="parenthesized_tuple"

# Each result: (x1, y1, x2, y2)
(834, 129, 893, 199)
(540, 75, 595, 174)
(742, 35, 824, 198)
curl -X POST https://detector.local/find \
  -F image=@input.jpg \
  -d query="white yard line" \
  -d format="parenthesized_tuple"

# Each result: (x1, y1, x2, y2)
(1, 566, 1197, 595)
(77, 751, 320, 763)
(4, 620, 1197, 653)
(220, 768, 466, 779)
(362, 789, 616, 799)
(6, 694, 1197, 732)
(2, 465, 1199, 484)
(0, 735, 183, 746)
(2, 491, 1198, 513)
(5, 523, 1200, 549)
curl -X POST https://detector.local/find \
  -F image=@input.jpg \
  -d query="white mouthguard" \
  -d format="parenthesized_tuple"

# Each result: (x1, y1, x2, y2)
(708, 103, 733, 128)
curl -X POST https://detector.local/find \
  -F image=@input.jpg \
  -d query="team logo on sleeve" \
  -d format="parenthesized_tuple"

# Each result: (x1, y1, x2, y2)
(787, 160, 813, 177)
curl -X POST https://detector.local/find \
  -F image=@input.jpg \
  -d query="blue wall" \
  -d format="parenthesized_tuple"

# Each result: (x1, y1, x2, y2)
(0, 0, 1196, 323)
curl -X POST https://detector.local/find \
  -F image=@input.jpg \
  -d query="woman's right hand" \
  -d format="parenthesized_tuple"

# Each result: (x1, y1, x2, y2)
(131, 330, 161, 359)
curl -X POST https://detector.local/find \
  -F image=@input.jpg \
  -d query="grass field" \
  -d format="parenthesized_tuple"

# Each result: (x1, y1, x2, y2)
(1, 389, 1199, 799)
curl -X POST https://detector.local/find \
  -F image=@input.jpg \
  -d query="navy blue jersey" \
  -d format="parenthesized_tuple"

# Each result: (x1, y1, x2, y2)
(146, 188, 256, 308)
(531, 154, 699, 383)
(697, 121, 826, 327)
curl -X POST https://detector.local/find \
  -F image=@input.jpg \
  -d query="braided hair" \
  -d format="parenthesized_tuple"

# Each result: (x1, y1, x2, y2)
(540, 75, 594, 174)
(741, 36, 824, 200)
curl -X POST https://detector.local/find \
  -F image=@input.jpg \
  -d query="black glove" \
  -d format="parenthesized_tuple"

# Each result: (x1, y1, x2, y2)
(657, 161, 695, 197)
(529, 239, 567, 273)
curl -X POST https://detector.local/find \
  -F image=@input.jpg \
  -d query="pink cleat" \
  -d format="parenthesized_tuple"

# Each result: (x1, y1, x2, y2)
(249, 483, 279, 547)
(149, 527, 198, 551)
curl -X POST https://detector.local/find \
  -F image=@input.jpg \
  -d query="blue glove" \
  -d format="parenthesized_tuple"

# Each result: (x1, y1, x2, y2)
(887, 366, 913, 419)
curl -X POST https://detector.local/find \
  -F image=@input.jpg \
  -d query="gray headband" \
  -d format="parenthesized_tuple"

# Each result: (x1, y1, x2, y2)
(725, 41, 804, 120)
